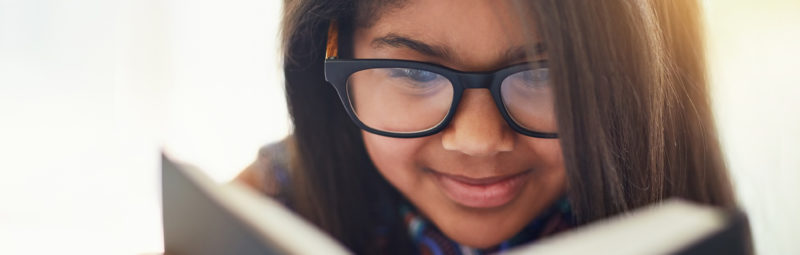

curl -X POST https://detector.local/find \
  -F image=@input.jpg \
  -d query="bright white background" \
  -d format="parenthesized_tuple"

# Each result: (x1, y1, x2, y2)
(0, 0, 796, 254)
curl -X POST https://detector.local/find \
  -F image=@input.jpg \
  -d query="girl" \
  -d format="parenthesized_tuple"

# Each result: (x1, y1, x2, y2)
(236, 0, 739, 254)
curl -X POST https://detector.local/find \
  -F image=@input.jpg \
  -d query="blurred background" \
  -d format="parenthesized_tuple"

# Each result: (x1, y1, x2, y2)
(0, 0, 796, 254)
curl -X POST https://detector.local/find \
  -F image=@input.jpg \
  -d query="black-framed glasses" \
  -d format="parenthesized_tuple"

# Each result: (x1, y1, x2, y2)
(323, 21, 558, 139)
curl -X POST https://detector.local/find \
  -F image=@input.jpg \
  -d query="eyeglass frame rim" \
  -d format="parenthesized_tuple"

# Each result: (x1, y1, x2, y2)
(322, 20, 558, 139)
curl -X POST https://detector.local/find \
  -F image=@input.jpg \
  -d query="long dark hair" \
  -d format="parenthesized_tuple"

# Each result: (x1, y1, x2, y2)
(280, 0, 736, 253)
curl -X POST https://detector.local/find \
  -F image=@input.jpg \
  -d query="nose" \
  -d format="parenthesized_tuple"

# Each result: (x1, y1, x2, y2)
(441, 90, 515, 157)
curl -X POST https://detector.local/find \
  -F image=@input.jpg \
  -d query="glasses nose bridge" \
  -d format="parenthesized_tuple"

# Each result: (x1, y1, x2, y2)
(456, 72, 495, 89)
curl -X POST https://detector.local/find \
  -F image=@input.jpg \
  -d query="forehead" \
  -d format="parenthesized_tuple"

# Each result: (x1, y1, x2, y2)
(353, 0, 538, 70)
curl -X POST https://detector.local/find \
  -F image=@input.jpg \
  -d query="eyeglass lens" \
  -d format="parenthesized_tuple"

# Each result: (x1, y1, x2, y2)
(346, 67, 556, 134)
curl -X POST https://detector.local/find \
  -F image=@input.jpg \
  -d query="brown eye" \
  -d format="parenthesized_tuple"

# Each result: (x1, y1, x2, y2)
(517, 68, 549, 89)
(388, 68, 442, 83)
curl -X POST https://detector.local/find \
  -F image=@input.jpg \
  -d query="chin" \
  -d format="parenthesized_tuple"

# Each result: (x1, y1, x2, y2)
(439, 223, 517, 249)
(428, 206, 531, 249)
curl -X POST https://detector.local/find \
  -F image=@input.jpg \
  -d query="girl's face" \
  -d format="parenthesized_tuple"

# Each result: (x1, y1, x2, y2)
(354, 0, 567, 249)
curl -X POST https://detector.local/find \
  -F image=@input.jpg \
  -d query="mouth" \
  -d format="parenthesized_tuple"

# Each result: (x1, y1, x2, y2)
(427, 168, 532, 209)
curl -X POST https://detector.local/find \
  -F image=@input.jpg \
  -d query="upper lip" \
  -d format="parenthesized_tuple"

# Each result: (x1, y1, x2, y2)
(428, 168, 531, 185)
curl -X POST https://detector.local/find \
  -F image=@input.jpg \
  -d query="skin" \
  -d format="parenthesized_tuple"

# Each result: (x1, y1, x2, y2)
(354, 0, 567, 249)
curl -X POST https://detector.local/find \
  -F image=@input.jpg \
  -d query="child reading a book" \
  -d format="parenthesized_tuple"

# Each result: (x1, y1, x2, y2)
(235, 0, 740, 254)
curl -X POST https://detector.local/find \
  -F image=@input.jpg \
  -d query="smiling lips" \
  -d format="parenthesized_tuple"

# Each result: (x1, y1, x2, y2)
(430, 169, 532, 208)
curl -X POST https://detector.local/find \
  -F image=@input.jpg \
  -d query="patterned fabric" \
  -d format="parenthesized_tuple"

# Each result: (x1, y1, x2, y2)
(258, 142, 292, 207)
(257, 141, 576, 254)
(401, 198, 575, 255)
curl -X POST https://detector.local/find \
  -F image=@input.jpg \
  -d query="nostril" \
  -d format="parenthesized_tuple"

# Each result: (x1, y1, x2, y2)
(441, 126, 514, 157)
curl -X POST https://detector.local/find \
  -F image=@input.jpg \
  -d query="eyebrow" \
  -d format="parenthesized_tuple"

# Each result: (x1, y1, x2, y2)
(370, 33, 545, 64)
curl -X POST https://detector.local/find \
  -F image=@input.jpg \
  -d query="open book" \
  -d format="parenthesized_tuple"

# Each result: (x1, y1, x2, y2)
(161, 154, 750, 255)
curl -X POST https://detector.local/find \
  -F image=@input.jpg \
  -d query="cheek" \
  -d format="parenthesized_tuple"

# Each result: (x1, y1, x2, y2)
(521, 136, 565, 169)
(518, 136, 568, 196)
(362, 131, 430, 189)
